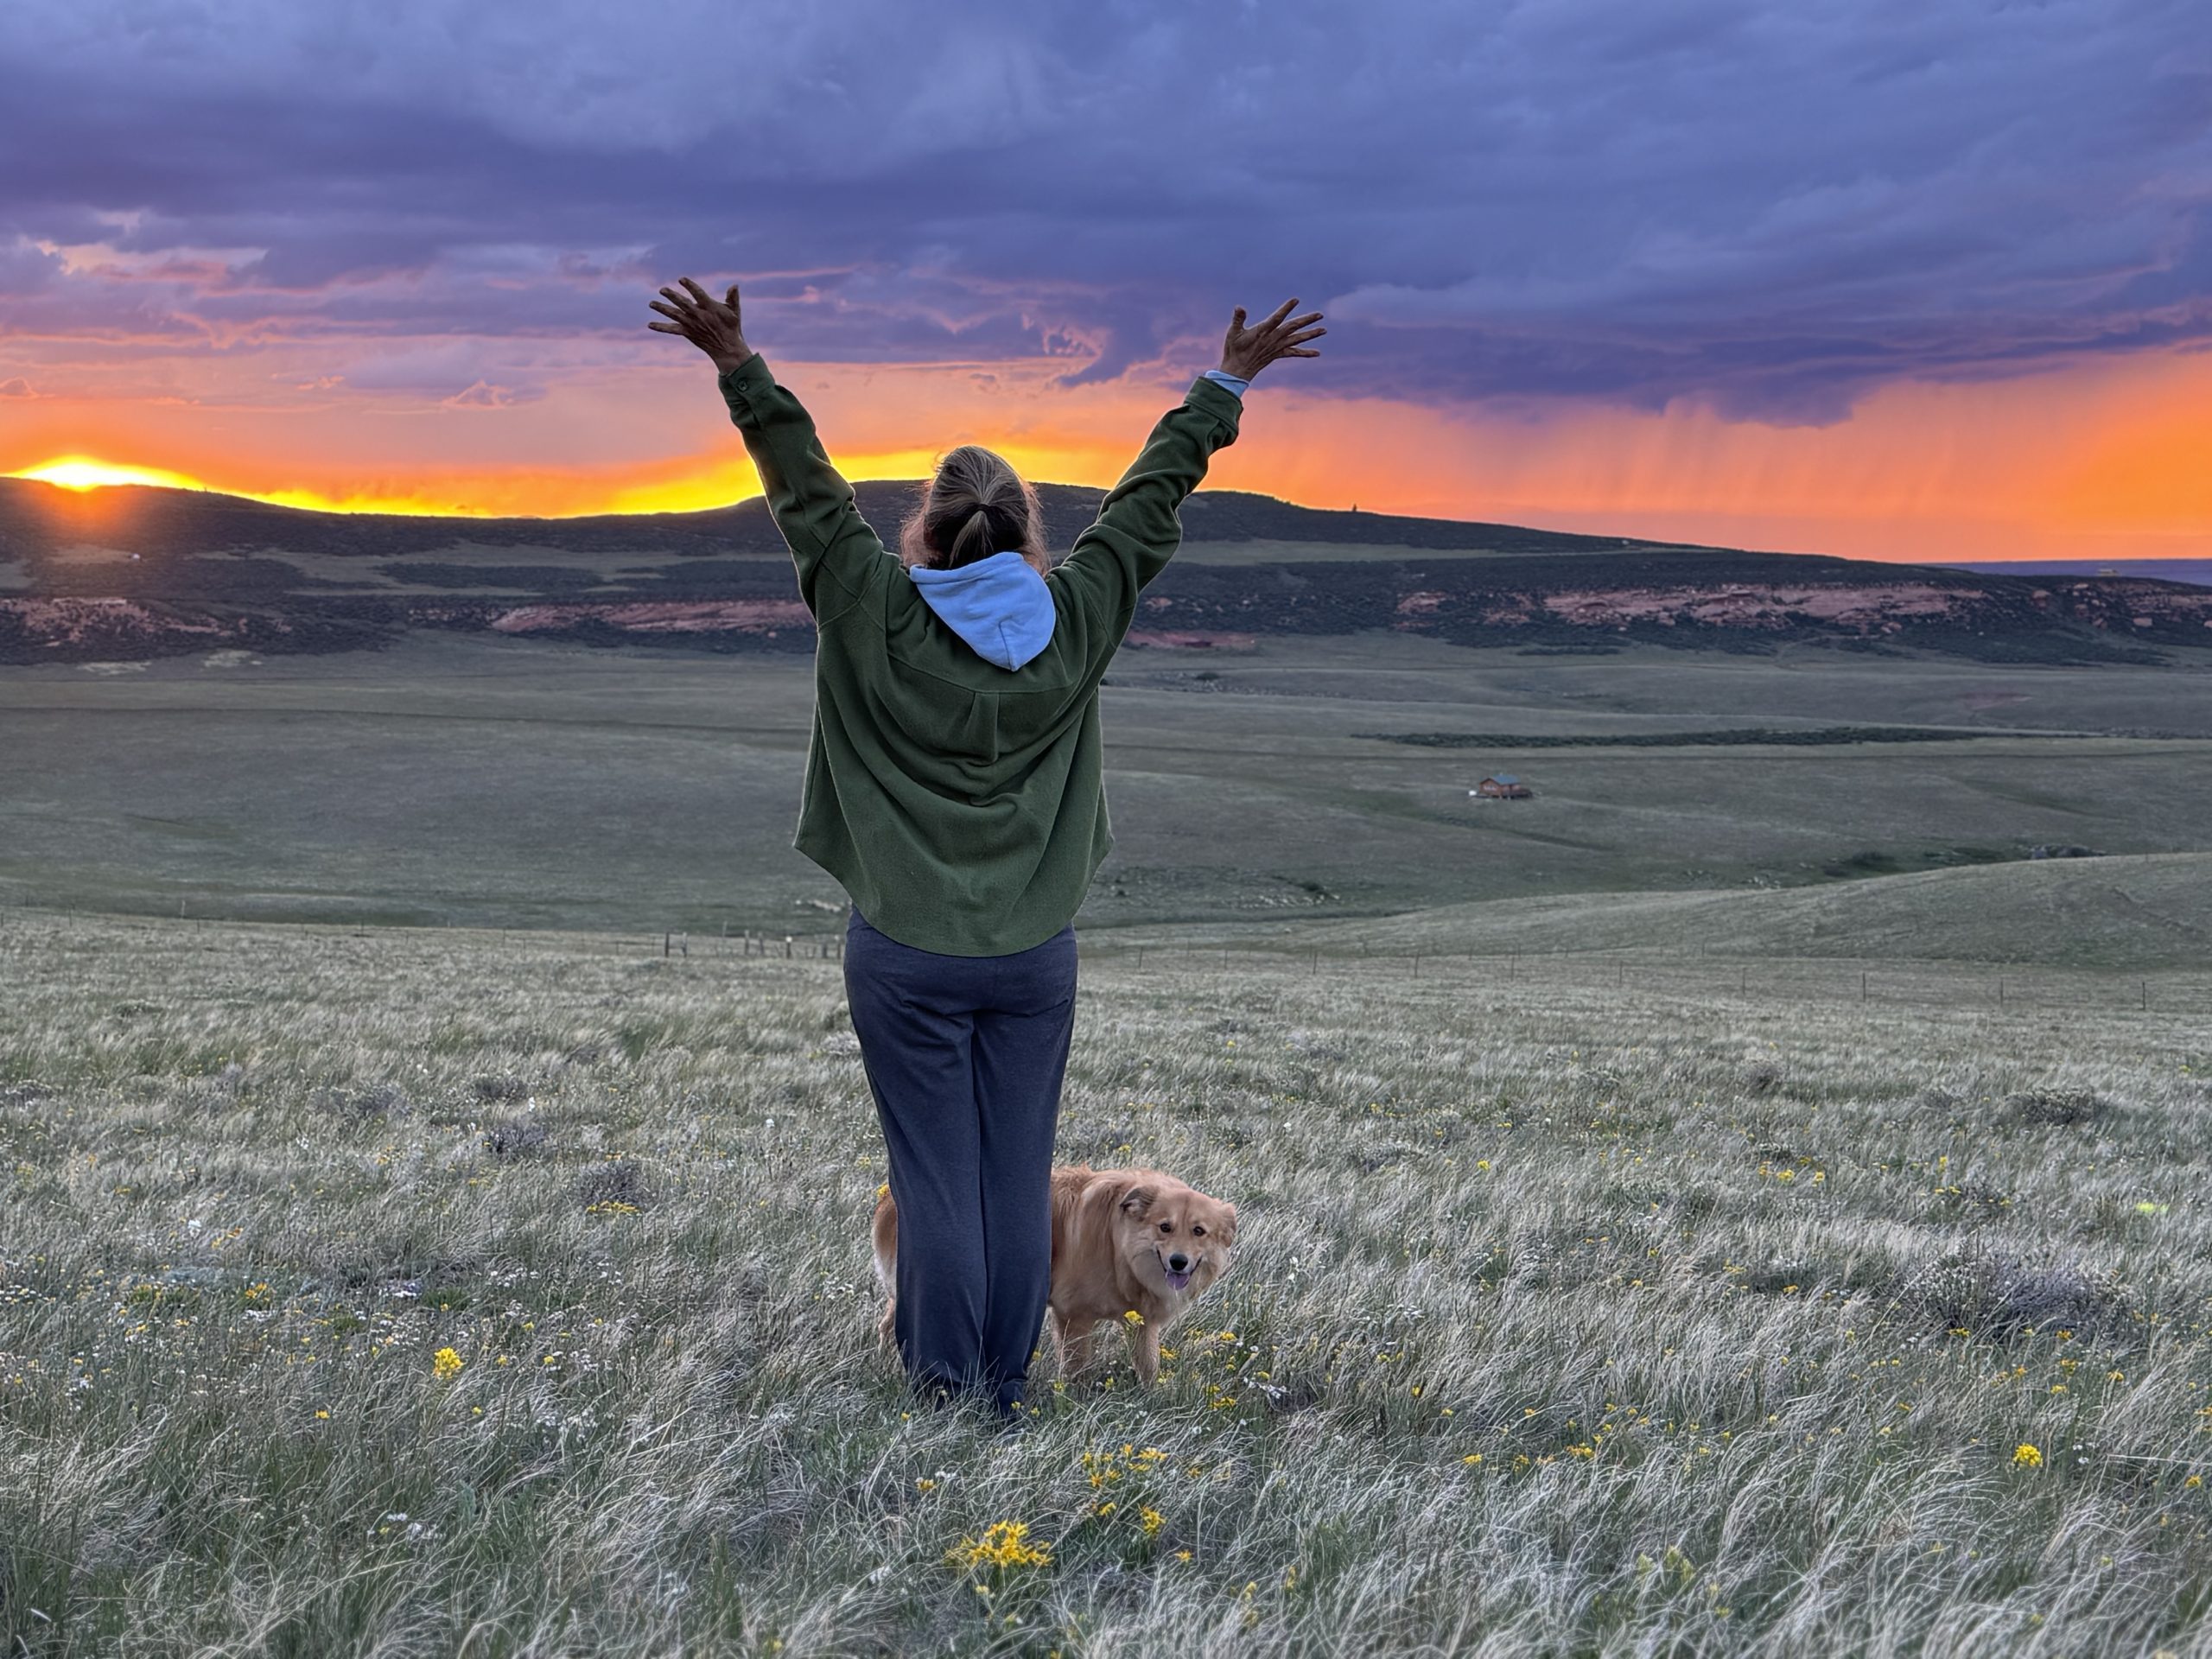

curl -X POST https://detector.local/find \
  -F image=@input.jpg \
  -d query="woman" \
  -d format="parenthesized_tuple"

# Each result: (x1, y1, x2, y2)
(647, 278, 1324, 1416)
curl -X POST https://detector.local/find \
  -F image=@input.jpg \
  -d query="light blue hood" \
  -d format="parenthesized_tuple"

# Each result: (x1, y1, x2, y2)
(907, 550, 1057, 671)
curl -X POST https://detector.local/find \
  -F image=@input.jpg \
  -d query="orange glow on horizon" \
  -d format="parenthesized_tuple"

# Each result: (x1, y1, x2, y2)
(12, 455, 211, 493)
(2, 347, 2209, 563)
(3, 454, 721, 518)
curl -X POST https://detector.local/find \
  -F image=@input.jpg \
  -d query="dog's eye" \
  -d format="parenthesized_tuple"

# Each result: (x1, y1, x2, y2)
(1158, 1220, 1173, 1234)
(1192, 1225, 1205, 1236)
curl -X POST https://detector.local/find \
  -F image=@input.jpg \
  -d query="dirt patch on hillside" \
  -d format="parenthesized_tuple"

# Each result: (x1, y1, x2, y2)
(1541, 583, 1973, 631)
(1122, 630, 1259, 651)
(488, 601, 811, 634)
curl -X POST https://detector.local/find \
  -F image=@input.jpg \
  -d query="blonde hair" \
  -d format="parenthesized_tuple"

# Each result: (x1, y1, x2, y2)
(897, 445, 1050, 573)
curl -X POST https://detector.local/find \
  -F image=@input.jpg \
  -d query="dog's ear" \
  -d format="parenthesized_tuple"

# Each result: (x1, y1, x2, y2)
(1117, 1181, 1157, 1218)
(1219, 1201, 1238, 1243)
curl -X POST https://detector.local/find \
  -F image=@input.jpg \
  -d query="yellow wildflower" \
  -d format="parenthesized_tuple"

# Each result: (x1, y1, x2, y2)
(2013, 1443, 2044, 1468)
(947, 1521, 1052, 1571)
(431, 1347, 463, 1380)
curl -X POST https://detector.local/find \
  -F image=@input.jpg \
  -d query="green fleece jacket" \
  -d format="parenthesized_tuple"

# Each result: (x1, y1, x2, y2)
(718, 350, 1243, 957)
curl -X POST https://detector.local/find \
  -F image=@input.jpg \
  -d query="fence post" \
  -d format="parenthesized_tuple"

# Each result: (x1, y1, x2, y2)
(663, 931, 671, 958)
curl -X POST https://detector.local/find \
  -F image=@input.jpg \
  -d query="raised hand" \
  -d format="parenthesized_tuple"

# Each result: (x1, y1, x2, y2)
(647, 277, 752, 372)
(1219, 297, 1325, 381)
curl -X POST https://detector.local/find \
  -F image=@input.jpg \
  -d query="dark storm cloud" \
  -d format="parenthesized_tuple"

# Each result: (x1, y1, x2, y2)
(0, 0, 2205, 420)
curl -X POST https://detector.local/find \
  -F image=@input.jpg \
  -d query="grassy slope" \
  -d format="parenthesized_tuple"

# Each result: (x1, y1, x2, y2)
(4, 632, 2209, 956)
(3, 909, 2207, 1654)
(1279, 853, 2212, 969)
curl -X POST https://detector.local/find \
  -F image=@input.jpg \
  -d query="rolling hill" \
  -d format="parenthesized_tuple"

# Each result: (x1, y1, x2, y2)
(1286, 851, 2212, 969)
(4, 475, 2209, 665)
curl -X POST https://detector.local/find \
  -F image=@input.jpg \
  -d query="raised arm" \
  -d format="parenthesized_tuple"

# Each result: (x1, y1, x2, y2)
(1048, 297, 1325, 671)
(649, 276, 887, 617)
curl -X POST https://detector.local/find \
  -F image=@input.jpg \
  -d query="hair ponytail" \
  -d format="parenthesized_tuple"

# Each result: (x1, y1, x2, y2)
(949, 506, 994, 566)
(898, 444, 1050, 572)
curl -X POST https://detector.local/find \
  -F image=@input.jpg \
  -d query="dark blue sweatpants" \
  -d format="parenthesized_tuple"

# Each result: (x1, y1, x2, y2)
(844, 907, 1077, 1414)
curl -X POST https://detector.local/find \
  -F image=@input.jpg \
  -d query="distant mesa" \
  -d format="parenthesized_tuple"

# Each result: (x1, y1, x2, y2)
(3, 473, 2209, 666)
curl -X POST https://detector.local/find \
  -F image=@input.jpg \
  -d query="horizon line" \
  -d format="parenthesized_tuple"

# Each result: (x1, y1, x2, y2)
(3, 467, 2205, 572)
(0, 465, 1681, 537)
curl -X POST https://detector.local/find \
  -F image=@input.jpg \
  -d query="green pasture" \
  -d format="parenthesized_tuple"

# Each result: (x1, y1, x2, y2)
(4, 632, 2209, 954)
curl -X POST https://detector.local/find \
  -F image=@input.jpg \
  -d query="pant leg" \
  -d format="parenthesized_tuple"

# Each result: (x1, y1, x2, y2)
(971, 925, 1079, 1412)
(843, 911, 988, 1398)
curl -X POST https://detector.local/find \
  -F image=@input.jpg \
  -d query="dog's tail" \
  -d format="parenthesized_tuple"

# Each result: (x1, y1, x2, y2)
(871, 1184, 897, 1290)
(871, 1185, 897, 1352)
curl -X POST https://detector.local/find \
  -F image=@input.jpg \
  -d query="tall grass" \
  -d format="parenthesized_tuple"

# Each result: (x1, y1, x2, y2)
(3, 909, 2207, 1655)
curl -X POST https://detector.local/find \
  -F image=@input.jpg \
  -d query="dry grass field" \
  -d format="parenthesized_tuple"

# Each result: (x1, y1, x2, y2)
(4, 907, 2208, 1656)
(1108, 852, 2212, 973)
(6, 632, 2211, 938)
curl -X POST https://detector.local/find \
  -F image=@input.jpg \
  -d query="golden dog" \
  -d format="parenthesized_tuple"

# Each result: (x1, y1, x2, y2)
(871, 1165, 1237, 1385)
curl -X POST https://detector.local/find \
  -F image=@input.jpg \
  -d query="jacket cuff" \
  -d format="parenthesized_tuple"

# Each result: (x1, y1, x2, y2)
(716, 351, 772, 407)
(1186, 373, 1244, 431)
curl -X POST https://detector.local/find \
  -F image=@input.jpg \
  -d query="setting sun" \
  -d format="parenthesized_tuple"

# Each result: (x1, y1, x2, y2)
(10, 455, 210, 493)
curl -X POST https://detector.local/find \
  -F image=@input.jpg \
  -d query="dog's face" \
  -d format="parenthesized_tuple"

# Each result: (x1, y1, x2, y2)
(1116, 1178, 1237, 1300)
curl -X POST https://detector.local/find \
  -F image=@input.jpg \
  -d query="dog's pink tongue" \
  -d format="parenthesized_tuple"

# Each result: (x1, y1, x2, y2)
(1165, 1268, 1192, 1290)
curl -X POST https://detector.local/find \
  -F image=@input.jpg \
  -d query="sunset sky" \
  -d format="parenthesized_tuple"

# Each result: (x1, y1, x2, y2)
(1, 0, 2206, 563)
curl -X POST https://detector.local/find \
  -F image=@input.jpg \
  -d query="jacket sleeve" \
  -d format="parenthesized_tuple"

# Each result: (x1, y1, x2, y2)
(718, 351, 890, 616)
(1047, 374, 1242, 674)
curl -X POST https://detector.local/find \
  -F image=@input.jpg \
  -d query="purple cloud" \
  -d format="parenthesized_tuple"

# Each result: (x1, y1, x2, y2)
(0, 0, 2204, 422)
